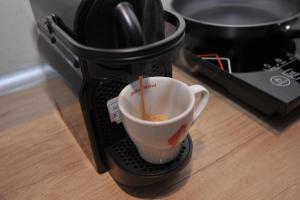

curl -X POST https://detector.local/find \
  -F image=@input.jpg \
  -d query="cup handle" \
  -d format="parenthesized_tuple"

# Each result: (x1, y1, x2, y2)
(189, 85, 209, 124)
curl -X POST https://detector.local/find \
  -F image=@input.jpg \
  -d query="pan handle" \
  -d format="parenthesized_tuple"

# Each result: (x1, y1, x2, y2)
(284, 28, 300, 39)
(279, 20, 300, 39)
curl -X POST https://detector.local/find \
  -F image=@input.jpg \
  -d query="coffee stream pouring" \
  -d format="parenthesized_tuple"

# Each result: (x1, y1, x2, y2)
(139, 75, 168, 121)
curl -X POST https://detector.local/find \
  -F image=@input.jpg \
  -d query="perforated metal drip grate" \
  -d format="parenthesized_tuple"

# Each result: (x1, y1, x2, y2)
(146, 65, 166, 77)
(94, 78, 128, 147)
(108, 136, 192, 176)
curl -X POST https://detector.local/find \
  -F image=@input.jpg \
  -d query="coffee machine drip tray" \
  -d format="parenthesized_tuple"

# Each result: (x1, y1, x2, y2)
(178, 37, 300, 115)
(105, 136, 192, 187)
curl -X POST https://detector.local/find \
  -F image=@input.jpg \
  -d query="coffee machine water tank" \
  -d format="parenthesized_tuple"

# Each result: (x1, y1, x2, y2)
(29, 0, 191, 187)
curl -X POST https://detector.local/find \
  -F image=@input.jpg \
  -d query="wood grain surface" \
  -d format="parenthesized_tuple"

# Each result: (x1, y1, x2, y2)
(0, 67, 299, 200)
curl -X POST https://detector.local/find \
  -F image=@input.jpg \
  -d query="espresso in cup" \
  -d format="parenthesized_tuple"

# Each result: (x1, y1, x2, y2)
(118, 77, 209, 164)
(138, 76, 168, 122)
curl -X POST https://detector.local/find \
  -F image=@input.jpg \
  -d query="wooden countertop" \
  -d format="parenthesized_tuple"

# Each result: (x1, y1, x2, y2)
(1, 67, 300, 200)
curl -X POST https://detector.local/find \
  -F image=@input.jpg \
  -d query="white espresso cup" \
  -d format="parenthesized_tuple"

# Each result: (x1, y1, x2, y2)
(118, 77, 209, 164)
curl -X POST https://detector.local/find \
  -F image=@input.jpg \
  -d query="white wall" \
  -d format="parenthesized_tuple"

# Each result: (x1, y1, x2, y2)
(0, 0, 40, 74)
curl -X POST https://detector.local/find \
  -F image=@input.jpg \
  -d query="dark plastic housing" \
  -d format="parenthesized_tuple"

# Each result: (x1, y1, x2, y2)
(30, 0, 190, 187)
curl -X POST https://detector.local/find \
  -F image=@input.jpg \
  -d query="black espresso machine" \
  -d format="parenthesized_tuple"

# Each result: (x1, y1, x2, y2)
(29, 0, 192, 186)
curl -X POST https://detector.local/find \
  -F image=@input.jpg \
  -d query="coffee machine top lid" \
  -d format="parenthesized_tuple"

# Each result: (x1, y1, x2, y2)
(30, 0, 166, 48)
(30, 0, 185, 64)
(83, 0, 166, 49)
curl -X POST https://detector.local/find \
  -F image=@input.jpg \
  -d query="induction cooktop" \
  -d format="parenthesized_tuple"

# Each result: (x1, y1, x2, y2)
(176, 35, 300, 115)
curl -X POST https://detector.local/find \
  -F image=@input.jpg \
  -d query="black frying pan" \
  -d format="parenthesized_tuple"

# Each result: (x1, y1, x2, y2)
(170, 0, 300, 40)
